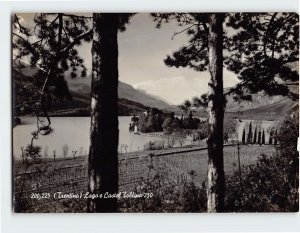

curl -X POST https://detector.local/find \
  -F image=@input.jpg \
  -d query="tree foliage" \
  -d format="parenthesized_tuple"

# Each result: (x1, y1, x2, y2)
(152, 13, 299, 107)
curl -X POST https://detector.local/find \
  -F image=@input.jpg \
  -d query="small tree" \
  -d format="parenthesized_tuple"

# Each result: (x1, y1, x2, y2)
(162, 117, 173, 134)
(269, 130, 273, 145)
(20, 147, 26, 164)
(253, 127, 257, 144)
(62, 144, 69, 159)
(78, 147, 84, 157)
(274, 129, 278, 145)
(179, 100, 191, 117)
(258, 131, 262, 146)
(262, 130, 265, 145)
(180, 114, 184, 127)
(44, 146, 49, 160)
(247, 122, 252, 144)
(187, 110, 195, 129)
(23, 144, 42, 160)
(242, 127, 246, 144)
(72, 150, 77, 160)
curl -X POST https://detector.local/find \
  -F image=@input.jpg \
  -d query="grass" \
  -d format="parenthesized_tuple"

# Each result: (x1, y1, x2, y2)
(14, 144, 274, 179)
(153, 144, 275, 187)
(14, 156, 87, 175)
(13, 144, 275, 212)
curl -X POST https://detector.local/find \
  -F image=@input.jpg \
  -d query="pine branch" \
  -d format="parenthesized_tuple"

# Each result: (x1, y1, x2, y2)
(63, 14, 93, 19)
(59, 28, 93, 55)
(224, 79, 251, 96)
(263, 13, 277, 58)
(171, 23, 198, 40)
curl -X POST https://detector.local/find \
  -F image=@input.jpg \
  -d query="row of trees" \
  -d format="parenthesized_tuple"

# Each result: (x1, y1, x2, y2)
(241, 122, 278, 145)
(13, 12, 298, 212)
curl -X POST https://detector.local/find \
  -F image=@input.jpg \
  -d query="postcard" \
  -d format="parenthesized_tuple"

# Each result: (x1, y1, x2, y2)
(12, 12, 299, 213)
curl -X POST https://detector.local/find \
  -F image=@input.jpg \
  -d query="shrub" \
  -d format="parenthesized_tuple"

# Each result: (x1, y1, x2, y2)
(144, 140, 165, 150)
(118, 172, 207, 212)
(22, 144, 42, 162)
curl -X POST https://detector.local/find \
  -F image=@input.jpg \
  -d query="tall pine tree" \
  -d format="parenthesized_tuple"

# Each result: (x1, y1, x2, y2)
(13, 13, 134, 212)
(152, 12, 298, 212)
(253, 126, 257, 144)
(247, 122, 253, 144)
(242, 127, 246, 144)
(262, 129, 266, 145)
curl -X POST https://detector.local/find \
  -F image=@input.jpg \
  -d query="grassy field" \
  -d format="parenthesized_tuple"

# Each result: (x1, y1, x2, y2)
(13, 144, 275, 212)
(151, 144, 275, 187)
(14, 144, 275, 183)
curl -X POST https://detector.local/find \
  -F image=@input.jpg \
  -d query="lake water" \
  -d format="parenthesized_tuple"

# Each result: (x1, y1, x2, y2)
(13, 116, 168, 159)
(13, 116, 276, 159)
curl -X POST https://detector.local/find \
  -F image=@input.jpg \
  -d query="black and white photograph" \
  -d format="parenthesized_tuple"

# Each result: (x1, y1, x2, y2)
(12, 12, 299, 213)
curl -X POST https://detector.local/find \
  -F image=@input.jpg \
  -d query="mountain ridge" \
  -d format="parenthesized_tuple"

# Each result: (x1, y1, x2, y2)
(12, 62, 171, 116)
(13, 61, 298, 118)
(71, 77, 172, 110)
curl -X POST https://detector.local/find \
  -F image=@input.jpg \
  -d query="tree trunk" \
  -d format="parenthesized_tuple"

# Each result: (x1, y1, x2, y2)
(87, 13, 119, 212)
(206, 13, 225, 213)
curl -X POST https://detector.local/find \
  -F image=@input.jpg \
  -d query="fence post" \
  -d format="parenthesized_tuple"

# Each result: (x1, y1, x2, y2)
(237, 142, 244, 194)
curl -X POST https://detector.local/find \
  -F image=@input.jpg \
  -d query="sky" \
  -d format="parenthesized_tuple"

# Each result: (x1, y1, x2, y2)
(16, 13, 240, 105)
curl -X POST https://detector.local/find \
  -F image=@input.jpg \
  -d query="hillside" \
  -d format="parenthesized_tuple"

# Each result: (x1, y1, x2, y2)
(165, 86, 298, 119)
(12, 61, 298, 118)
(236, 97, 298, 118)
(46, 92, 150, 116)
(225, 84, 298, 118)
(12, 62, 170, 116)
(118, 81, 171, 109)
(69, 76, 172, 110)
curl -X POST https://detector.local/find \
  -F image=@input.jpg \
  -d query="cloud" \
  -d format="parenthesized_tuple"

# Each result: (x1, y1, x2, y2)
(134, 76, 203, 105)
(134, 70, 239, 105)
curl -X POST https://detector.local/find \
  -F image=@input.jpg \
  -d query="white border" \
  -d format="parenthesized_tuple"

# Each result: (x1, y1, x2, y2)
(1, 1, 299, 233)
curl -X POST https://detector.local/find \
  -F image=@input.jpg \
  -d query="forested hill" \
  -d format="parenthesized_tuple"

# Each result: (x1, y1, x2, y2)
(43, 91, 151, 117)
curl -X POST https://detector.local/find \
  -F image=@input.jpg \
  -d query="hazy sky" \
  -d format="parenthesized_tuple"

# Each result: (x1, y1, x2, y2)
(17, 13, 240, 105)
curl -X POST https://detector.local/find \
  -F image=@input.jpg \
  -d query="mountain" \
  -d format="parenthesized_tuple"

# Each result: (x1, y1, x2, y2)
(69, 74, 172, 110)
(117, 81, 171, 109)
(44, 91, 150, 116)
(13, 61, 298, 118)
(225, 84, 298, 115)
(238, 97, 298, 116)
(164, 85, 298, 119)
(13, 62, 170, 116)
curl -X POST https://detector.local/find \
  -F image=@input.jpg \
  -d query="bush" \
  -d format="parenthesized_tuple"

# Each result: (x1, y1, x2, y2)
(118, 172, 207, 212)
(143, 140, 165, 150)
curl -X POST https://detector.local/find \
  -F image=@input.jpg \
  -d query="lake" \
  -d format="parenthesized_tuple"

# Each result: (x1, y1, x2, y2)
(13, 116, 172, 159)
(13, 116, 276, 160)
